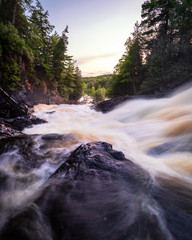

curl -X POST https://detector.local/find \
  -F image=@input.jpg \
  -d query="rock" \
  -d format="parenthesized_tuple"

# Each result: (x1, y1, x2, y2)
(10, 88, 34, 108)
(0, 121, 22, 139)
(94, 96, 131, 113)
(32, 87, 67, 105)
(148, 137, 192, 156)
(0, 134, 76, 171)
(94, 95, 164, 113)
(0, 135, 46, 170)
(0, 87, 46, 137)
(0, 87, 28, 118)
(0, 142, 154, 240)
(1, 142, 192, 240)
(41, 133, 76, 142)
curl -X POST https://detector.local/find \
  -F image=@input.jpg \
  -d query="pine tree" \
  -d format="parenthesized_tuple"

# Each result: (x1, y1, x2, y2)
(111, 23, 143, 96)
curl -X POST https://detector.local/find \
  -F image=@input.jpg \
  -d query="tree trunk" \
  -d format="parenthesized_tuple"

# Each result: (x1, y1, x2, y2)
(12, 0, 18, 26)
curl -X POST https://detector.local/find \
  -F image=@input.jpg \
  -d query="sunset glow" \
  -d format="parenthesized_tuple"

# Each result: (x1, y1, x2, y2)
(40, 0, 145, 76)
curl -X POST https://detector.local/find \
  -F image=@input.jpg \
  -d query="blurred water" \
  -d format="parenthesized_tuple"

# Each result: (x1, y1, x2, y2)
(24, 85, 192, 182)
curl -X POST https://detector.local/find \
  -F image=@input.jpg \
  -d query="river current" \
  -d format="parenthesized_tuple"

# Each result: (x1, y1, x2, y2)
(0, 84, 192, 239)
(25, 84, 192, 182)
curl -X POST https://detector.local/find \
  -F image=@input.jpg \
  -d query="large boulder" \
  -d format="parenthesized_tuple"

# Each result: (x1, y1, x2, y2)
(2, 141, 192, 240)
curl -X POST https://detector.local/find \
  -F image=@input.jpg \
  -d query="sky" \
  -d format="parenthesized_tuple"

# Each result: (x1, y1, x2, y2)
(40, 0, 145, 77)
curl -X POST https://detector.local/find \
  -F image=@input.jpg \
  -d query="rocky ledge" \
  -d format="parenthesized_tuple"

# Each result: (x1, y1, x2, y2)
(0, 87, 46, 138)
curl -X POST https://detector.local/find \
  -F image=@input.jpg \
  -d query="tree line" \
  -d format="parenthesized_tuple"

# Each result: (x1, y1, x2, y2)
(110, 0, 192, 97)
(0, 0, 83, 101)
(82, 75, 113, 101)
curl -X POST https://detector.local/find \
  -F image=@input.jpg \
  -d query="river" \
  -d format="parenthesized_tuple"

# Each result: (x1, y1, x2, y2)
(25, 84, 192, 181)
(0, 84, 192, 239)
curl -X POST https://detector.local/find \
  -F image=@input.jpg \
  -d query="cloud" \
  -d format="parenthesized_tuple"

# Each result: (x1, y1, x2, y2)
(77, 53, 119, 65)
(82, 71, 112, 77)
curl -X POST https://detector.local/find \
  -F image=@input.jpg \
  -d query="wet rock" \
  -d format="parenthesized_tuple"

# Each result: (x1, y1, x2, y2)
(11, 116, 46, 131)
(94, 96, 131, 113)
(41, 133, 76, 142)
(46, 111, 55, 114)
(0, 87, 46, 137)
(148, 137, 192, 156)
(1, 142, 192, 240)
(0, 204, 52, 240)
(0, 87, 28, 118)
(94, 95, 163, 113)
(0, 142, 156, 240)
(0, 135, 46, 171)
(0, 122, 22, 139)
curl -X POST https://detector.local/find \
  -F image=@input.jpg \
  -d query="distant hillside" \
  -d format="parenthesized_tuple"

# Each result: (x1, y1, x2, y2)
(82, 74, 113, 101)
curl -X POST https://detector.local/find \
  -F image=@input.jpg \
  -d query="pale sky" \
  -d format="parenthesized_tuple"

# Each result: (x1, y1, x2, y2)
(40, 0, 145, 77)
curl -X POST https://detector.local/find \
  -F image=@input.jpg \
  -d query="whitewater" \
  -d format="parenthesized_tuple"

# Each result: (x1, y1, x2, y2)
(25, 84, 192, 182)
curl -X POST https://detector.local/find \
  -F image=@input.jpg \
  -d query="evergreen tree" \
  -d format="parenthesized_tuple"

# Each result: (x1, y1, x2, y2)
(0, 0, 83, 101)
(111, 23, 143, 97)
(0, 22, 32, 90)
(28, 0, 54, 84)
(140, 0, 183, 92)
(52, 27, 68, 90)
(73, 66, 83, 100)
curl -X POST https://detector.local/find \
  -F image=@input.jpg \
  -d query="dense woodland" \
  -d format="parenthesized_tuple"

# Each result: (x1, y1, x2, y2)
(0, 0, 192, 102)
(82, 75, 113, 101)
(0, 0, 83, 102)
(110, 0, 192, 97)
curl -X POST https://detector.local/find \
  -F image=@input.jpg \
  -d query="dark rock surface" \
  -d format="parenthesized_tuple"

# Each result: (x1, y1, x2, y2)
(0, 133, 76, 171)
(0, 87, 46, 138)
(148, 137, 192, 156)
(1, 141, 191, 240)
(0, 121, 22, 139)
(94, 95, 164, 113)
(10, 88, 34, 108)
(94, 96, 131, 113)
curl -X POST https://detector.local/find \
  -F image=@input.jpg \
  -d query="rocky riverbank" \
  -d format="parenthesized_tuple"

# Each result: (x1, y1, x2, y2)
(0, 87, 46, 139)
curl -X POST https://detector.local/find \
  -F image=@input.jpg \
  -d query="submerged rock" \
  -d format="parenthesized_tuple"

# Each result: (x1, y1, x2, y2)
(148, 137, 192, 156)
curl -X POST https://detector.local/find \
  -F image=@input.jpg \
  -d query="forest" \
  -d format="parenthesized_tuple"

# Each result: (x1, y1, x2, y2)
(0, 0, 192, 102)
(110, 0, 192, 97)
(82, 75, 113, 101)
(0, 0, 83, 102)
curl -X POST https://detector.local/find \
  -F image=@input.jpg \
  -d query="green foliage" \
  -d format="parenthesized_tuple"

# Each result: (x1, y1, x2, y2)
(0, 0, 83, 101)
(94, 87, 106, 102)
(112, 0, 192, 97)
(0, 22, 32, 90)
(111, 23, 143, 97)
(82, 74, 113, 100)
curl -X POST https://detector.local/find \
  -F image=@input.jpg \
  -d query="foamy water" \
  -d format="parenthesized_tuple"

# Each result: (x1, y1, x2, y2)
(24, 85, 192, 183)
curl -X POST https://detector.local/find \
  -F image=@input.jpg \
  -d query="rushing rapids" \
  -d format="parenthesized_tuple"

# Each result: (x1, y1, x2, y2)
(0, 84, 192, 239)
